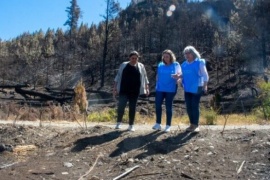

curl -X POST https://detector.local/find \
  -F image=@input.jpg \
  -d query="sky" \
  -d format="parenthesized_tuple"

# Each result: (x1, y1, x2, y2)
(0, 0, 131, 41)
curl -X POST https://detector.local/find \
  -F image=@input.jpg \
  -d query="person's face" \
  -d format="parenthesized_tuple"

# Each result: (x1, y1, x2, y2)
(129, 55, 138, 64)
(163, 53, 171, 64)
(184, 51, 194, 61)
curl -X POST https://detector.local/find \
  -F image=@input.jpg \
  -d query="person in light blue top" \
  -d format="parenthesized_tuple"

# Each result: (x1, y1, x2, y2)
(181, 46, 209, 132)
(152, 49, 182, 132)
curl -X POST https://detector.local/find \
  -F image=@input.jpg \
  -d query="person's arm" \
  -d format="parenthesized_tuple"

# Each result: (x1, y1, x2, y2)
(113, 81, 118, 99)
(172, 63, 182, 81)
(200, 61, 209, 92)
(113, 63, 123, 98)
(142, 65, 150, 96)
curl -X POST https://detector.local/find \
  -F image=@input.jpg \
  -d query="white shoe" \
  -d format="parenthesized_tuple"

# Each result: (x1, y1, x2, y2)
(115, 122, 121, 129)
(186, 124, 200, 133)
(128, 125, 135, 132)
(152, 123, 161, 130)
(164, 125, 171, 132)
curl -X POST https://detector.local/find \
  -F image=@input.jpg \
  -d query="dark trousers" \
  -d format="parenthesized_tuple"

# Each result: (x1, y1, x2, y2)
(117, 93, 139, 125)
(184, 90, 202, 126)
(155, 91, 177, 126)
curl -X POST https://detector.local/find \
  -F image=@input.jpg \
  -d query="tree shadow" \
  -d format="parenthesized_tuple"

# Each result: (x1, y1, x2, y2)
(135, 131, 198, 159)
(71, 130, 124, 152)
(109, 131, 164, 158)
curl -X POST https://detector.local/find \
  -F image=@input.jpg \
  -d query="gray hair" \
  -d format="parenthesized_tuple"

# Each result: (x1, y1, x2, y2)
(183, 46, 201, 59)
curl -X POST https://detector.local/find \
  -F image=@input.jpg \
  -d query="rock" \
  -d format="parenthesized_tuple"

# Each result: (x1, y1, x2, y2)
(63, 162, 73, 168)
(159, 156, 165, 160)
(142, 159, 148, 163)
(166, 161, 171, 164)
(45, 152, 55, 157)
(140, 107, 148, 115)
(0, 144, 13, 152)
(252, 149, 259, 153)
(89, 176, 101, 180)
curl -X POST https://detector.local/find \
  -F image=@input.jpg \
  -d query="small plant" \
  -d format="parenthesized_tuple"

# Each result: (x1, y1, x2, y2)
(73, 79, 88, 113)
(201, 106, 218, 125)
(257, 81, 270, 120)
(87, 108, 117, 122)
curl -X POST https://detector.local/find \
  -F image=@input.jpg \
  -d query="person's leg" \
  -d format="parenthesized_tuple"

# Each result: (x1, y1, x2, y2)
(191, 93, 202, 126)
(128, 94, 139, 125)
(155, 91, 165, 124)
(184, 92, 193, 124)
(117, 94, 128, 123)
(165, 92, 176, 126)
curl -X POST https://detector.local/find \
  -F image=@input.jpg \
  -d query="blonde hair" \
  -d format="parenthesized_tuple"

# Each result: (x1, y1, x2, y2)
(162, 49, 176, 64)
(183, 46, 201, 59)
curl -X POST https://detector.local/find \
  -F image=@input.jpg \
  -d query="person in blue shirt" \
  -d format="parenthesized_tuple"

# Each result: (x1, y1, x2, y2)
(152, 49, 182, 132)
(181, 46, 209, 132)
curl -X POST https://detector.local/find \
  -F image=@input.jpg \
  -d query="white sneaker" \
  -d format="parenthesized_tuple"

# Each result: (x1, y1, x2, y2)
(115, 122, 121, 129)
(164, 125, 171, 132)
(186, 124, 199, 132)
(128, 125, 135, 132)
(152, 123, 161, 130)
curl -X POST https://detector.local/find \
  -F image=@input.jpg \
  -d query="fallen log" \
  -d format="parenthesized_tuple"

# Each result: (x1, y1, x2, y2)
(15, 87, 73, 104)
(0, 84, 30, 89)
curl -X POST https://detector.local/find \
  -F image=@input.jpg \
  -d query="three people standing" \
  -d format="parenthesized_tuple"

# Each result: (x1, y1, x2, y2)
(114, 46, 209, 133)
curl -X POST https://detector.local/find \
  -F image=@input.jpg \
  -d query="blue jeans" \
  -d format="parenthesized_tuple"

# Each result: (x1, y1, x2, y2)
(155, 91, 177, 126)
(117, 93, 139, 125)
(184, 89, 202, 126)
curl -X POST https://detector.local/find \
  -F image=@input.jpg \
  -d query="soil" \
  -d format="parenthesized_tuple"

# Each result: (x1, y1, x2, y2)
(0, 123, 270, 180)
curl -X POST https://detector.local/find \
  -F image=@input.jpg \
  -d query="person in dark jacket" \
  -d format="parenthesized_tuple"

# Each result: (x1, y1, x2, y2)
(113, 51, 149, 131)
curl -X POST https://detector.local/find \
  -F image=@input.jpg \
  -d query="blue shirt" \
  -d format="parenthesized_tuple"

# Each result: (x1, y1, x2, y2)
(181, 58, 203, 93)
(156, 62, 180, 92)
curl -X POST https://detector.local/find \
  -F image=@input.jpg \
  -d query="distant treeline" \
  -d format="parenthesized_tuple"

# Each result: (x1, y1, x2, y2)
(0, 0, 269, 90)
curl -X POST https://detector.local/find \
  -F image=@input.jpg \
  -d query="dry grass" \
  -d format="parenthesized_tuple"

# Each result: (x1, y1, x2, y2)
(134, 113, 266, 126)
(0, 102, 268, 126)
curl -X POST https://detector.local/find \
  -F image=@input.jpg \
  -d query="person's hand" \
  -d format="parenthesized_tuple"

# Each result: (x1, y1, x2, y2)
(171, 74, 180, 79)
(145, 88, 150, 96)
(113, 89, 118, 100)
(203, 85, 208, 94)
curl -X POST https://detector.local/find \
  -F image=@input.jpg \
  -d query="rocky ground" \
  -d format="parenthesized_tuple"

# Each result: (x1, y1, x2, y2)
(0, 122, 270, 180)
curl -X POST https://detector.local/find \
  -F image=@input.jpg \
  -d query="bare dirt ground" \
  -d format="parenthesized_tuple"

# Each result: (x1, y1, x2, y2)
(0, 121, 270, 180)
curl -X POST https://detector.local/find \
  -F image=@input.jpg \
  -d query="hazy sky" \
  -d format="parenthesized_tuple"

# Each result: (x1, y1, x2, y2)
(0, 0, 131, 41)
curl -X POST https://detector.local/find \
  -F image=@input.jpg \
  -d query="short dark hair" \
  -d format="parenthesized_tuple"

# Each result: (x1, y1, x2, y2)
(129, 51, 140, 58)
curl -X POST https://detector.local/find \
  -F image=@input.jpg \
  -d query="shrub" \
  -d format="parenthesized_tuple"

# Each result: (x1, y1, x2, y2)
(201, 107, 218, 125)
(87, 108, 130, 123)
(257, 81, 270, 120)
(73, 79, 88, 113)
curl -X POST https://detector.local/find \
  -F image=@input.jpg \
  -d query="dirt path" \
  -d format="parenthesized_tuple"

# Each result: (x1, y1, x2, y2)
(1, 119, 270, 131)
